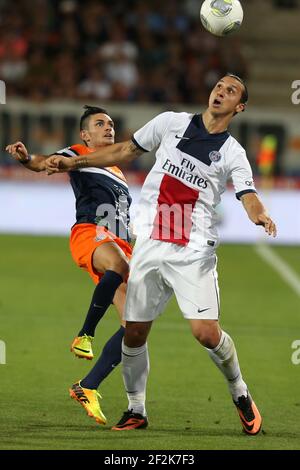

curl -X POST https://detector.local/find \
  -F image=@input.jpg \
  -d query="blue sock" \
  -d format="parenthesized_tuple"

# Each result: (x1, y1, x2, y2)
(81, 326, 125, 389)
(78, 270, 123, 337)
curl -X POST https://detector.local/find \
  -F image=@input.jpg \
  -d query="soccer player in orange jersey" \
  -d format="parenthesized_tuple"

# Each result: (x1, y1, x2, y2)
(6, 106, 133, 424)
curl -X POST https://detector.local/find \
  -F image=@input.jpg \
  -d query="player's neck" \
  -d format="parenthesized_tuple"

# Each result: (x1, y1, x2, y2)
(202, 110, 231, 134)
(90, 143, 112, 150)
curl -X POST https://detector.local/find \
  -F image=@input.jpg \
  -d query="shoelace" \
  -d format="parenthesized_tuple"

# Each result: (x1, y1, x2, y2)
(237, 395, 255, 421)
(75, 383, 102, 401)
(74, 384, 89, 401)
(117, 410, 135, 424)
(82, 334, 93, 342)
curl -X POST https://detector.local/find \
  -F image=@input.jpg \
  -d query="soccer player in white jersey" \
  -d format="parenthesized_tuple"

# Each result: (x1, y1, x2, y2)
(46, 74, 277, 434)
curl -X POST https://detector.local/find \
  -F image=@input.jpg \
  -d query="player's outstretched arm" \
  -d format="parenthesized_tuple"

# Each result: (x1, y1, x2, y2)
(241, 192, 277, 237)
(6, 142, 47, 172)
(45, 140, 144, 174)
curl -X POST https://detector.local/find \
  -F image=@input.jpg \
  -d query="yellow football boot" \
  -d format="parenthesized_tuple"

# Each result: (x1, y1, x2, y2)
(69, 382, 107, 425)
(71, 334, 94, 360)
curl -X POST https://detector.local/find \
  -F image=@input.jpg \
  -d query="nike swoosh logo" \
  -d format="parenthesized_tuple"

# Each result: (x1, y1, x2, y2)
(175, 134, 190, 140)
(239, 414, 255, 432)
(74, 347, 90, 353)
(198, 308, 210, 313)
(117, 418, 145, 428)
(94, 304, 103, 308)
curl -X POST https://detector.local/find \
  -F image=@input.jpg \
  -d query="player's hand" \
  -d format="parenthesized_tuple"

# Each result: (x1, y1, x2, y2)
(6, 141, 29, 162)
(45, 156, 73, 175)
(255, 214, 277, 237)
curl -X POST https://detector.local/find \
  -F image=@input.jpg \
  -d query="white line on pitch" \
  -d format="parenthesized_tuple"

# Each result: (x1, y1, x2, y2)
(255, 243, 300, 298)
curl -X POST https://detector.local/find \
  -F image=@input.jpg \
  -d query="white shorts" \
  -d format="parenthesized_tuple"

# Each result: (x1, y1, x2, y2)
(125, 237, 220, 322)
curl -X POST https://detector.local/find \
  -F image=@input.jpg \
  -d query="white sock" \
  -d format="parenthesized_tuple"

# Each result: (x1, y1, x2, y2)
(122, 340, 149, 416)
(206, 331, 248, 402)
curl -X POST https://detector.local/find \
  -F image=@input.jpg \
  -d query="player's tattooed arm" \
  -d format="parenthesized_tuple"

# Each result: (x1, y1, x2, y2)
(123, 140, 145, 159)
(6, 141, 47, 172)
(241, 192, 277, 237)
(74, 139, 144, 168)
(45, 140, 144, 174)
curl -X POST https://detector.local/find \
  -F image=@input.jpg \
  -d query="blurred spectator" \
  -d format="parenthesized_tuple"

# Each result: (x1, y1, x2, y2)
(105, 52, 139, 89)
(0, 0, 248, 105)
(99, 26, 138, 62)
(78, 67, 112, 101)
(273, 0, 297, 7)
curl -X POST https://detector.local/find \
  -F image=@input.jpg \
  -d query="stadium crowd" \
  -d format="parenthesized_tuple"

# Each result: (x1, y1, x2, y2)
(0, 0, 248, 105)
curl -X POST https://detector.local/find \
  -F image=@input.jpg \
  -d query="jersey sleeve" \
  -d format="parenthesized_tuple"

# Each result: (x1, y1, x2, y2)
(50, 146, 79, 158)
(132, 111, 173, 152)
(228, 149, 257, 200)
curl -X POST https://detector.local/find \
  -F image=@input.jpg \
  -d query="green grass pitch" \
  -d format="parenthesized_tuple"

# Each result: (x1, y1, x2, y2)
(0, 235, 299, 450)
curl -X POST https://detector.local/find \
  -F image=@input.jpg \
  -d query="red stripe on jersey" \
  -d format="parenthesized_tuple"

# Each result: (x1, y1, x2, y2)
(151, 174, 199, 245)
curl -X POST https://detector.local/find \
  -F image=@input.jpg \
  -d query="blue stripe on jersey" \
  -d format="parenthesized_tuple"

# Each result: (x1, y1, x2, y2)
(59, 152, 73, 158)
(176, 114, 230, 166)
(51, 149, 79, 158)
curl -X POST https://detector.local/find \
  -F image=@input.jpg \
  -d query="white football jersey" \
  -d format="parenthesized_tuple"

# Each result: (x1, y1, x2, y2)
(133, 112, 256, 251)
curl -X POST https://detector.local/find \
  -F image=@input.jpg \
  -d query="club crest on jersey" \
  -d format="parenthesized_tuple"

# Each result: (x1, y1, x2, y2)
(209, 151, 222, 162)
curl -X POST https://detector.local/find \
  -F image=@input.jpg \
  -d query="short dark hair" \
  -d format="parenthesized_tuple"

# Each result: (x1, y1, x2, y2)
(80, 105, 108, 130)
(226, 73, 248, 105)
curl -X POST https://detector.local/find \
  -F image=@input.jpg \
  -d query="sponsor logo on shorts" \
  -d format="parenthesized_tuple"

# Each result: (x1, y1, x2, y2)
(197, 308, 210, 314)
(94, 233, 108, 242)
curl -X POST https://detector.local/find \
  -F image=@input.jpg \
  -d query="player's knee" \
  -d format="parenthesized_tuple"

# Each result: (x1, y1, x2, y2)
(124, 331, 147, 348)
(124, 323, 149, 348)
(106, 257, 129, 280)
(193, 328, 219, 349)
